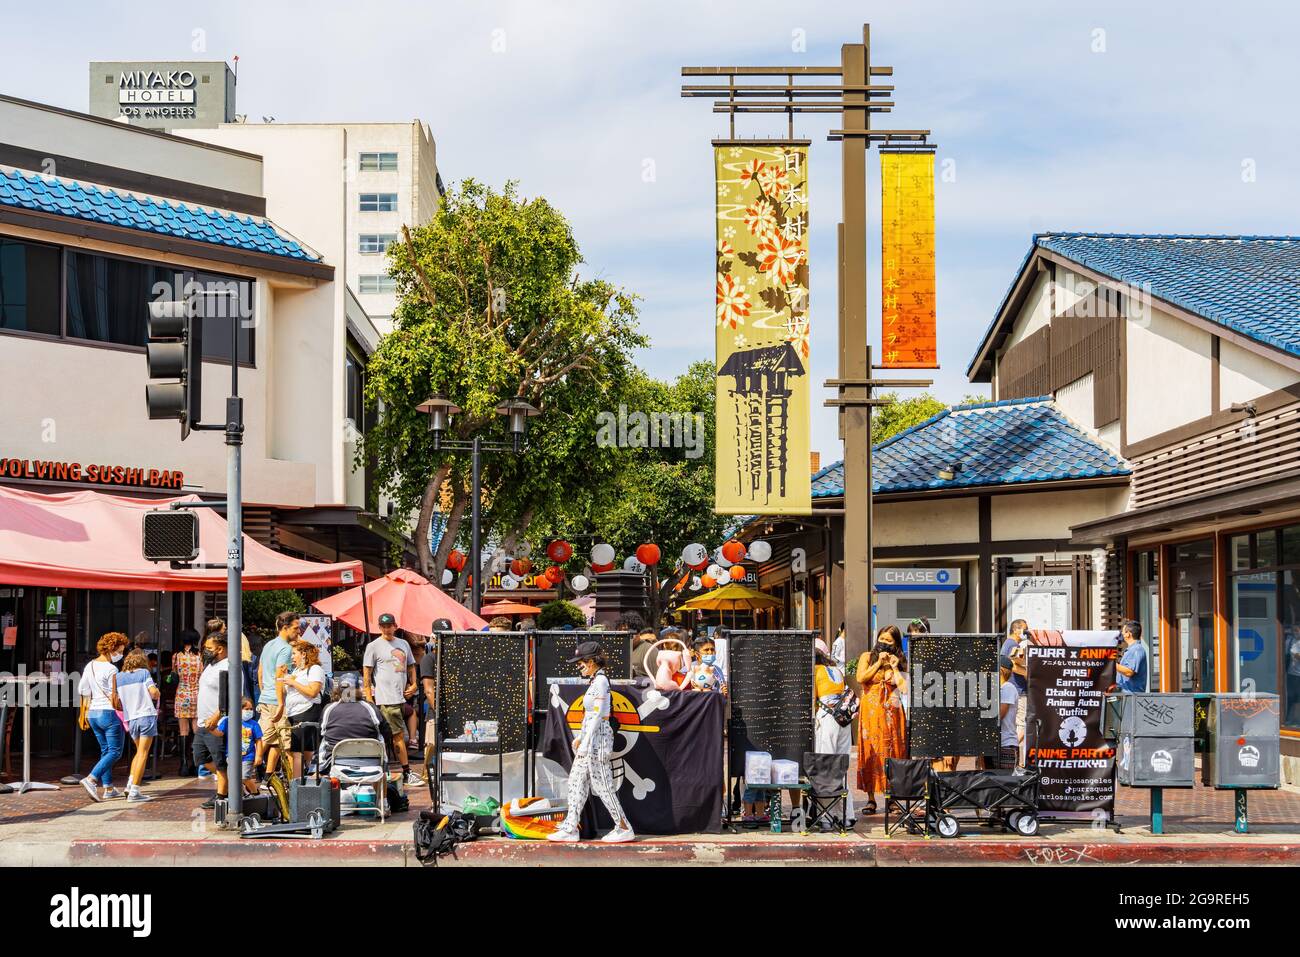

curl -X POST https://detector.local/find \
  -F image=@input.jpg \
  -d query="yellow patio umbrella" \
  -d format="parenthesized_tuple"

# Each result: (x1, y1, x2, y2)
(677, 582, 781, 630)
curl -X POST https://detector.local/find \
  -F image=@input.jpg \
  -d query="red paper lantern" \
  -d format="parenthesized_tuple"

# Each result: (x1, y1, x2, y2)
(729, 564, 746, 581)
(510, 557, 532, 577)
(635, 543, 661, 566)
(591, 561, 616, 574)
(700, 574, 717, 588)
(446, 549, 466, 572)
(545, 565, 564, 584)
(546, 540, 573, 563)
(721, 540, 747, 564)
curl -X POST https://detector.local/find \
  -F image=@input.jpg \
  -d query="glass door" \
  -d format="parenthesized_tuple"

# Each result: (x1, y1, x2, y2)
(1173, 539, 1216, 693)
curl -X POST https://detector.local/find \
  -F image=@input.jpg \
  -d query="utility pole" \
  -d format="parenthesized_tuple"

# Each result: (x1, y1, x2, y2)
(683, 23, 936, 669)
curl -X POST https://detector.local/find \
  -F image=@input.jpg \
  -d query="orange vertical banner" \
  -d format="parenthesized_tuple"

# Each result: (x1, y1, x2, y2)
(880, 151, 938, 368)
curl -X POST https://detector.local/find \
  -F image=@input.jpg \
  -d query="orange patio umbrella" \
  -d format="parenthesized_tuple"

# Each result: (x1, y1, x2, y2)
(480, 600, 542, 617)
(313, 567, 488, 634)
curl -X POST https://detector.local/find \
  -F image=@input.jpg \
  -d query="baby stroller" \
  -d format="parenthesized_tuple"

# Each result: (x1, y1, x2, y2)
(928, 764, 1041, 838)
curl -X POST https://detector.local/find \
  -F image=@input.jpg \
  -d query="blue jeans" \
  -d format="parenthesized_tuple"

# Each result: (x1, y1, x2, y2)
(88, 710, 124, 787)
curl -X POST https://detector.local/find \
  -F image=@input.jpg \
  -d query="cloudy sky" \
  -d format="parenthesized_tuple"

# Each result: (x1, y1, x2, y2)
(4, 0, 1297, 462)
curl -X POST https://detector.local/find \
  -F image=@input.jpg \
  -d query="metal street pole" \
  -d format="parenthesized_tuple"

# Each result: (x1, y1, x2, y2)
(224, 326, 244, 822)
(470, 435, 482, 617)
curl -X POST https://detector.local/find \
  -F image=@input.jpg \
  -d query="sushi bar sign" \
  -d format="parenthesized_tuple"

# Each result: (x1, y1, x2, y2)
(0, 456, 184, 490)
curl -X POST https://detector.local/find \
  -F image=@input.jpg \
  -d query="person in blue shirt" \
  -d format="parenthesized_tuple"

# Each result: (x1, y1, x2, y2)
(1115, 620, 1148, 693)
(214, 696, 265, 797)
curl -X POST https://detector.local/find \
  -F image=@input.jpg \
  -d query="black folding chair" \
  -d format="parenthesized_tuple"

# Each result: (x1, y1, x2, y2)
(884, 757, 932, 836)
(802, 752, 850, 833)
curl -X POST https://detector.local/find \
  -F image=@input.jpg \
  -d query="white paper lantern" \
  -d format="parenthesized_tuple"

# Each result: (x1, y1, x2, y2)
(690, 576, 702, 591)
(706, 563, 727, 581)
(516, 541, 532, 558)
(713, 548, 733, 568)
(570, 574, 590, 593)
(623, 556, 646, 573)
(590, 543, 615, 566)
(681, 543, 708, 567)
(748, 540, 773, 563)
(441, 569, 454, 586)
(500, 574, 519, 590)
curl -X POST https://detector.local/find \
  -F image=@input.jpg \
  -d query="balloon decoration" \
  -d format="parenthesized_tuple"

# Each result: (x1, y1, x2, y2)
(700, 574, 717, 589)
(509, 557, 532, 578)
(635, 543, 661, 566)
(706, 563, 726, 581)
(570, 574, 591, 593)
(446, 549, 467, 572)
(546, 540, 573, 563)
(681, 543, 708, 569)
(501, 574, 519, 590)
(440, 569, 454, 586)
(623, 556, 646, 574)
(747, 540, 772, 563)
(728, 565, 746, 581)
(545, 565, 564, 584)
(721, 540, 747, 564)
(590, 543, 615, 566)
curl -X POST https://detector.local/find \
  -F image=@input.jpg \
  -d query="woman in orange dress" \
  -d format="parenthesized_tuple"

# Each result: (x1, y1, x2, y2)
(855, 624, 907, 814)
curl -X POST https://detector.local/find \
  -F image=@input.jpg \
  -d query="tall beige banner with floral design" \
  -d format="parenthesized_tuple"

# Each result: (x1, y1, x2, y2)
(714, 144, 811, 515)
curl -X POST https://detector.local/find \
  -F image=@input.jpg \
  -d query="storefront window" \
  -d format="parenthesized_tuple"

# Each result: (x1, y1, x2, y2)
(1134, 549, 1161, 691)
(1231, 571, 1277, 699)
(1231, 534, 1251, 571)
(1257, 529, 1278, 569)
(0, 238, 61, 336)
(1283, 525, 1300, 567)
(1283, 572, 1300, 729)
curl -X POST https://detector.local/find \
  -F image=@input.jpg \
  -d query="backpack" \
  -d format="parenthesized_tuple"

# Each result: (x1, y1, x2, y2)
(413, 809, 477, 865)
(386, 780, 409, 813)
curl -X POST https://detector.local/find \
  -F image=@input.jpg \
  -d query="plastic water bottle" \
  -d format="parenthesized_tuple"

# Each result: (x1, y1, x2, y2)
(464, 720, 475, 741)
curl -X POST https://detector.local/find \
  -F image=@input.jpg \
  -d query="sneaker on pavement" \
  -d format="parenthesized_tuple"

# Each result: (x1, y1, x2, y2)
(126, 790, 154, 803)
(199, 797, 217, 810)
(80, 777, 101, 802)
(101, 787, 125, 800)
(546, 824, 580, 843)
(600, 824, 636, 844)
(403, 770, 424, 786)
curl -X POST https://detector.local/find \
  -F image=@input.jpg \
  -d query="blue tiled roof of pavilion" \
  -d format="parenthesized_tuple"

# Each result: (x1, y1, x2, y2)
(810, 396, 1130, 498)
(969, 233, 1300, 375)
(0, 166, 320, 262)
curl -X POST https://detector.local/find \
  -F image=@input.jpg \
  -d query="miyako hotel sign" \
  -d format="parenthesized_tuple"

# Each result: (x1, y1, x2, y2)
(119, 69, 197, 111)
(89, 61, 236, 130)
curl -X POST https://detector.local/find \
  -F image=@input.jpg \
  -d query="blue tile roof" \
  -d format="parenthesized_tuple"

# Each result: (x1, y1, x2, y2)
(968, 233, 1300, 376)
(0, 166, 320, 262)
(811, 396, 1130, 497)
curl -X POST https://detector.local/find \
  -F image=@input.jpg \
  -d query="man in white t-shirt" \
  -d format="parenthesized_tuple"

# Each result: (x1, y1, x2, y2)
(363, 614, 420, 786)
(194, 632, 231, 810)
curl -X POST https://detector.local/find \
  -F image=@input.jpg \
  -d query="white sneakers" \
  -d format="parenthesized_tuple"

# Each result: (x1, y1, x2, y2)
(600, 824, 636, 844)
(546, 823, 580, 842)
(101, 787, 124, 800)
(80, 777, 100, 802)
(126, 786, 154, 803)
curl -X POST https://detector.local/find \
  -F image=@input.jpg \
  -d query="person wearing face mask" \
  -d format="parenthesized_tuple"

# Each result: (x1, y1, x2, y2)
(854, 624, 908, 815)
(547, 641, 635, 844)
(213, 695, 264, 797)
(193, 631, 231, 810)
(685, 637, 728, 695)
(77, 632, 130, 802)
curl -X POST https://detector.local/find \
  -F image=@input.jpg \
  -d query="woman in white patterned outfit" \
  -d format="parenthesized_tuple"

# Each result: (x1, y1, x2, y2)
(548, 641, 636, 844)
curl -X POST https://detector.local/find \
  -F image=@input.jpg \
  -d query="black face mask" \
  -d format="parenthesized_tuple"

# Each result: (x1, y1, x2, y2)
(875, 643, 896, 656)
(201, 649, 217, 665)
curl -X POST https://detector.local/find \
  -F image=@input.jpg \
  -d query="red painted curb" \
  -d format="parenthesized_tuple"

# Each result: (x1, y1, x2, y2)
(63, 836, 1300, 866)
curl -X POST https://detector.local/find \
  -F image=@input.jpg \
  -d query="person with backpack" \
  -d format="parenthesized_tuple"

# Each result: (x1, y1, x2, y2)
(547, 641, 635, 844)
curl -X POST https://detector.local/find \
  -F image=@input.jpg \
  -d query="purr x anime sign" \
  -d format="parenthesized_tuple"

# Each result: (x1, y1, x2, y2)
(713, 143, 812, 515)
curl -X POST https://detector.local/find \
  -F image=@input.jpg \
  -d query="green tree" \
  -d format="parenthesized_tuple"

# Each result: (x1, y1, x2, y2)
(241, 589, 305, 637)
(537, 599, 588, 631)
(363, 179, 645, 590)
(872, 391, 986, 443)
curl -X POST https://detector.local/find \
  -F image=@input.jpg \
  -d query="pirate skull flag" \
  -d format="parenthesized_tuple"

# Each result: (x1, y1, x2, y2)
(542, 682, 724, 835)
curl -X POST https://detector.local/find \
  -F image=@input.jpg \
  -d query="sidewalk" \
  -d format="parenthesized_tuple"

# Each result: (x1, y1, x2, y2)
(3, 754, 1299, 866)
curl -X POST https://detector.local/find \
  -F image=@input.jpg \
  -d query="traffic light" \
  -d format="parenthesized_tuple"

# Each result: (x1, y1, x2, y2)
(145, 296, 202, 439)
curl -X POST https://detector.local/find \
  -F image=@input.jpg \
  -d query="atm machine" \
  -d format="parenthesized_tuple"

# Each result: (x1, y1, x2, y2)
(873, 567, 961, 645)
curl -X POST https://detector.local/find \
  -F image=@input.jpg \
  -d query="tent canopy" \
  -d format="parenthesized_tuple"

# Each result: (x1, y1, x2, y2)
(312, 567, 488, 634)
(0, 486, 361, 591)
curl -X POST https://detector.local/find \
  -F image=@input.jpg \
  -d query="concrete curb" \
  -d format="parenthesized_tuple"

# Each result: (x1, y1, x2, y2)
(28, 836, 1300, 867)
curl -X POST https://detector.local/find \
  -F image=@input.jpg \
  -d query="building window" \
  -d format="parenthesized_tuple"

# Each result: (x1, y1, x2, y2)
(359, 234, 397, 254)
(359, 193, 398, 212)
(345, 352, 365, 432)
(358, 275, 396, 295)
(1228, 521, 1300, 729)
(0, 238, 61, 336)
(359, 152, 398, 172)
(1133, 549, 1161, 690)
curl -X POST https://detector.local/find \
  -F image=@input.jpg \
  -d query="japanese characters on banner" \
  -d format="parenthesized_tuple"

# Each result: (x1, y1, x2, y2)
(880, 151, 938, 368)
(713, 143, 812, 515)
(1025, 643, 1118, 817)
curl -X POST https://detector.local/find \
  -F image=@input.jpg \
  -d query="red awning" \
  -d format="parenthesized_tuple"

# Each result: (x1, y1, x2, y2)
(0, 486, 361, 591)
